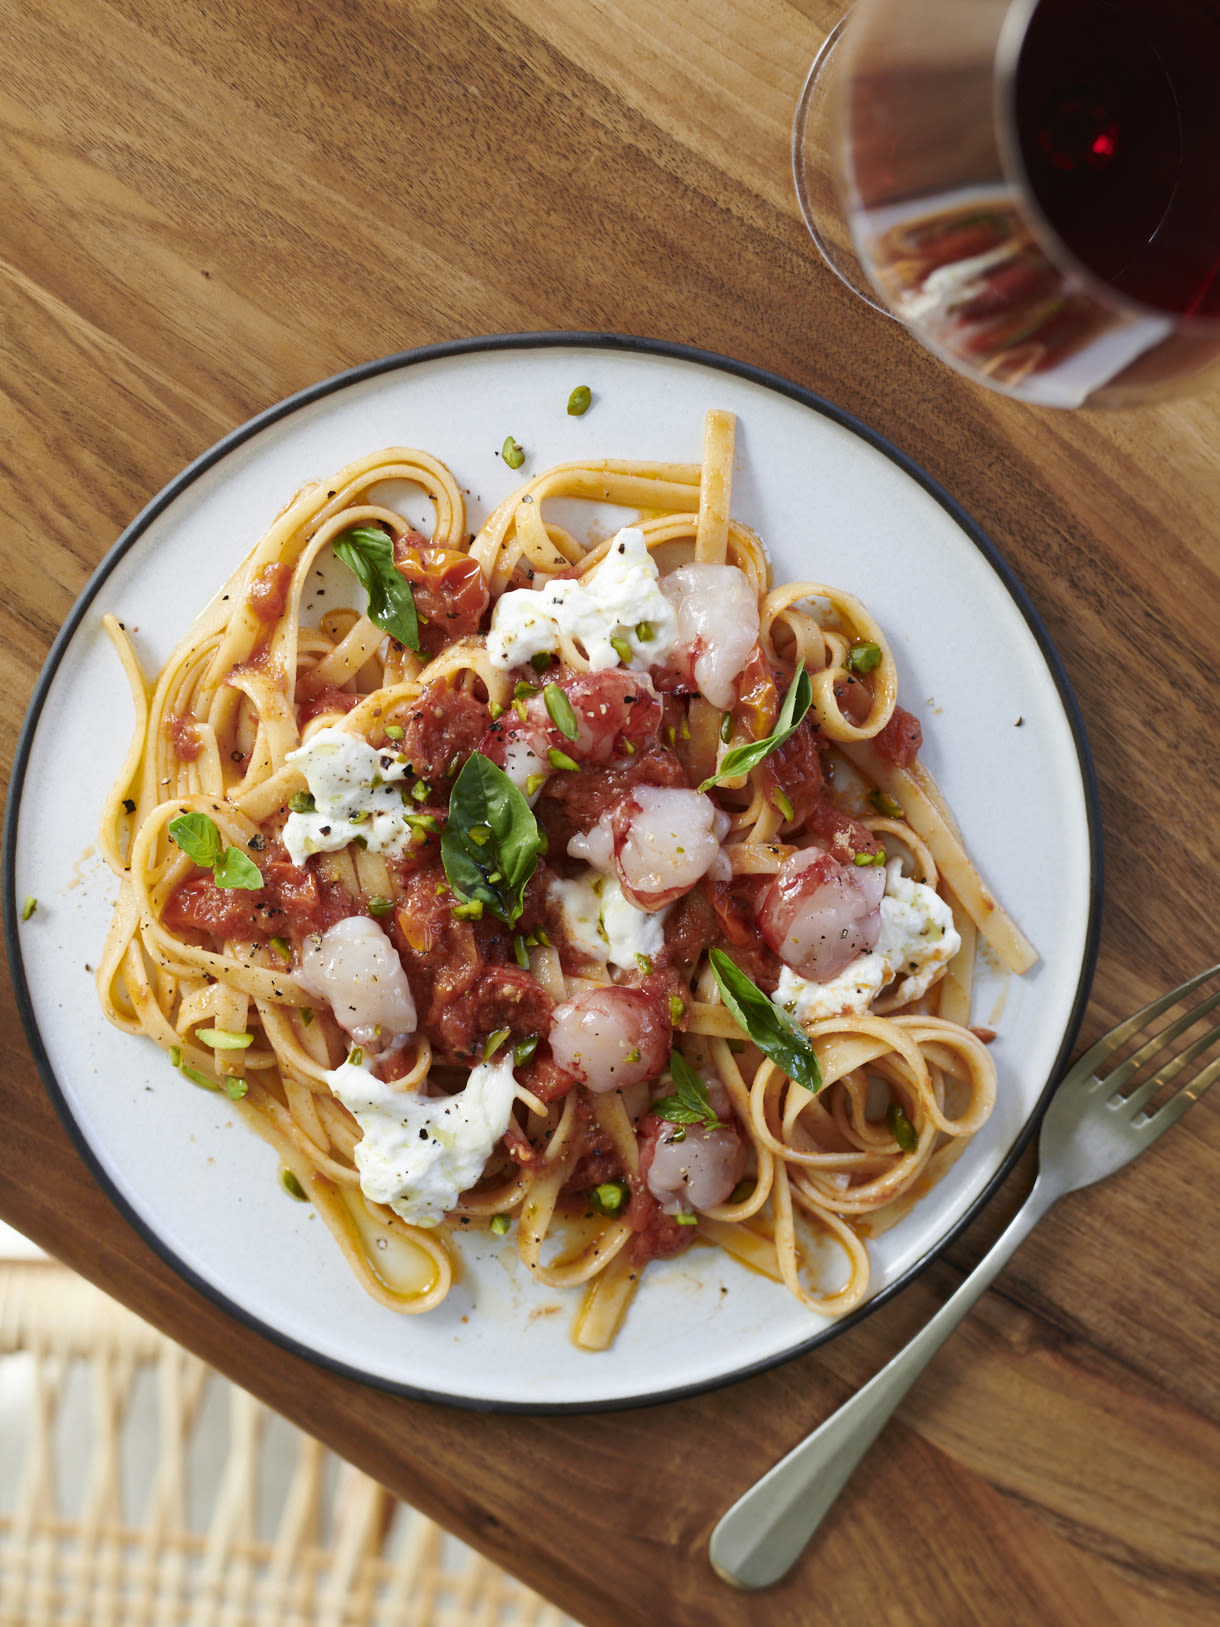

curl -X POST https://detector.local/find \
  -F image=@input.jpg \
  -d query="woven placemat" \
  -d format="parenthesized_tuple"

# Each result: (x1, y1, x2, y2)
(0, 1263, 575, 1627)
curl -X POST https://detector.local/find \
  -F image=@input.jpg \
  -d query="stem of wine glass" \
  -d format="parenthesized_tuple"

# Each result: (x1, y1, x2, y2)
(791, 17, 892, 319)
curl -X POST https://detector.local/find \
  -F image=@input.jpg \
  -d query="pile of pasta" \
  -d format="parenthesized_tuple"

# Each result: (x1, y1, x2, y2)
(98, 409, 1035, 1350)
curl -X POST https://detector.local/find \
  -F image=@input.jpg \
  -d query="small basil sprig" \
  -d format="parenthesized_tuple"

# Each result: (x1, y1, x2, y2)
(169, 812, 263, 890)
(708, 947, 824, 1094)
(652, 1049, 723, 1130)
(699, 667, 813, 792)
(332, 525, 420, 651)
(441, 753, 544, 926)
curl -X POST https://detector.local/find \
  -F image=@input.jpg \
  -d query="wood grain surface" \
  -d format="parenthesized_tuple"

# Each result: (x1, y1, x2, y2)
(2, 3, 1219, 1624)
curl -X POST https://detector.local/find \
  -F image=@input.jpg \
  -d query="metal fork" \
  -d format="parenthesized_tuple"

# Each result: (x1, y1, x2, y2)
(710, 963, 1220, 1590)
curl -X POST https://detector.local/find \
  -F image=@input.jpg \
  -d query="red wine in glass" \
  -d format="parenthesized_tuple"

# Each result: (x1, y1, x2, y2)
(1016, 0, 1220, 318)
(793, 0, 1220, 403)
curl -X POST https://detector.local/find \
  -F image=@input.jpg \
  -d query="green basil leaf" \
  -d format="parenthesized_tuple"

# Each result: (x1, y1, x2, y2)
(708, 947, 824, 1094)
(652, 1049, 723, 1130)
(168, 811, 223, 869)
(441, 753, 543, 926)
(213, 847, 265, 890)
(332, 525, 419, 651)
(699, 667, 813, 792)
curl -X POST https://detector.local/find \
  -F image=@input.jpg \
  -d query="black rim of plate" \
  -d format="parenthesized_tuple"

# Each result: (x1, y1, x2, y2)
(3, 331, 1103, 1414)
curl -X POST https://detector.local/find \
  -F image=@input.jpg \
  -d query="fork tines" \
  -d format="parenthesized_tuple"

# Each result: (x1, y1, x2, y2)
(1097, 964, 1220, 1121)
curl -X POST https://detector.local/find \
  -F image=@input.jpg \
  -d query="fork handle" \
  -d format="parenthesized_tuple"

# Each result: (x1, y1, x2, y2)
(709, 1180, 1055, 1590)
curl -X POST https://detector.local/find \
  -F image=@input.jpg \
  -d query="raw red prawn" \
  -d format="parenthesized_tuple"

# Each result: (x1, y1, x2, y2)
(657, 562, 760, 708)
(548, 986, 671, 1094)
(521, 669, 663, 766)
(757, 847, 885, 982)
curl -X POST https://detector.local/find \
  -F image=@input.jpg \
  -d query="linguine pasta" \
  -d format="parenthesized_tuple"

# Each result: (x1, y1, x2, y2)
(97, 410, 1034, 1349)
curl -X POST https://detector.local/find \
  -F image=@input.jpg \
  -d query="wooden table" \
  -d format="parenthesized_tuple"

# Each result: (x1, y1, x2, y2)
(3, 3, 1219, 1624)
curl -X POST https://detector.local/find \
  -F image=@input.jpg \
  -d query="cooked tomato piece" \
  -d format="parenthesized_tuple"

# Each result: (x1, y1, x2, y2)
(760, 719, 823, 825)
(161, 876, 263, 939)
(874, 704, 922, 766)
(397, 678, 488, 780)
(733, 645, 779, 740)
(393, 531, 489, 654)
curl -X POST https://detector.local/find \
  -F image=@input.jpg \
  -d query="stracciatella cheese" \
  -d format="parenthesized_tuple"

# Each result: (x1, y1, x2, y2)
(486, 527, 677, 671)
(326, 1050, 518, 1228)
(282, 726, 413, 867)
(549, 873, 668, 971)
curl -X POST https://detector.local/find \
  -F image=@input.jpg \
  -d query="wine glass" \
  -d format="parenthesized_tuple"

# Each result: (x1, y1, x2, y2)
(793, 0, 1220, 406)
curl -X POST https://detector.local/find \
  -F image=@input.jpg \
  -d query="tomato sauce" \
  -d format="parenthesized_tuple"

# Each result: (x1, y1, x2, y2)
(165, 714, 201, 762)
(246, 561, 293, 622)
(160, 849, 356, 945)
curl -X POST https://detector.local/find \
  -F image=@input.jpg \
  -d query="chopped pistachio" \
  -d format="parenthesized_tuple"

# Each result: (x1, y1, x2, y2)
(869, 790, 905, 818)
(543, 683, 580, 741)
(589, 1180, 629, 1217)
(887, 1101, 917, 1151)
(195, 1027, 253, 1050)
(483, 1027, 511, 1061)
(846, 640, 882, 674)
(771, 787, 795, 822)
(280, 1168, 309, 1201)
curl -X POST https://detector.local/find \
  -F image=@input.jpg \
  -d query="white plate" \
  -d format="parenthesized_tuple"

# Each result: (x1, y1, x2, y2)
(4, 335, 1100, 1411)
